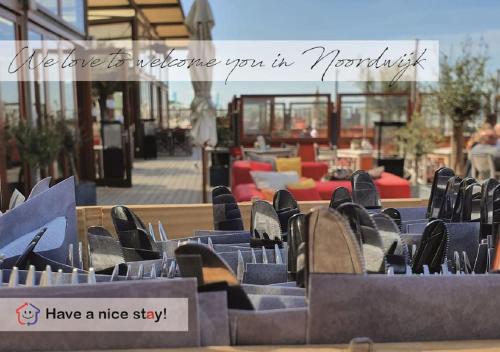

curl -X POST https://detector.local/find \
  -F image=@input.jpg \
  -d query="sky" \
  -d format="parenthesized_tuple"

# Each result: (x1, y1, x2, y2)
(172, 0, 500, 107)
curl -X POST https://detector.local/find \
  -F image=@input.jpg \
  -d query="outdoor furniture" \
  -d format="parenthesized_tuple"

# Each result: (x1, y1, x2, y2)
(231, 160, 411, 202)
(296, 143, 317, 162)
(471, 154, 500, 180)
(243, 147, 296, 158)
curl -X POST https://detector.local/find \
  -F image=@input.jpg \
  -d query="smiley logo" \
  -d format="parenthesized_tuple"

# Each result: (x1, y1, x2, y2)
(16, 302, 41, 326)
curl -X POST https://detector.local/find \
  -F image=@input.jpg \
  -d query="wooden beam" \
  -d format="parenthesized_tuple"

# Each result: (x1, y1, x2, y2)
(88, 4, 180, 10)
(82, 339, 500, 352)
(152, 21, 185, 26)
(76, 198, 428, 241)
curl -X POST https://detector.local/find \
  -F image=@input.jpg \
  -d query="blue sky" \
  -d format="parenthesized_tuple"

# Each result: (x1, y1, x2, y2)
(172, 0, 500, 107)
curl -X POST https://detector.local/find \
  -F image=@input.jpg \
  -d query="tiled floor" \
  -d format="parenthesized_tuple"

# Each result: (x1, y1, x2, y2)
(97, 156, 204, 205)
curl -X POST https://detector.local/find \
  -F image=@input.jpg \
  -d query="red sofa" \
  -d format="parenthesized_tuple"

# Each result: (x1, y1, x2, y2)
(231, 160, 411, 202)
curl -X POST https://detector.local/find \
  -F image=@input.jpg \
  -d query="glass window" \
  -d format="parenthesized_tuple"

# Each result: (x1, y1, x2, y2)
(37, 0, 58, 14)
(61, 0, 85, 31)
(151, 85, 159, 121)
(0, 17, 22, 193)
(242, 97, 272, 136)
(63, 82, 76, 120)
(241, 95, 329, 140)
(161, 88, 168, 129)
(339, 94, 409, 142)
(140, 82, 151, 120)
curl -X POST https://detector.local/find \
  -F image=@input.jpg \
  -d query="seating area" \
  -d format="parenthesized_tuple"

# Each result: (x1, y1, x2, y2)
(231, 158, 411, 202)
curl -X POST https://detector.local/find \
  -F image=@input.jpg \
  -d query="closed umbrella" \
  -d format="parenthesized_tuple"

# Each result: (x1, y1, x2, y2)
(185, 0, 217, 202)
(186, 0, 217, 148)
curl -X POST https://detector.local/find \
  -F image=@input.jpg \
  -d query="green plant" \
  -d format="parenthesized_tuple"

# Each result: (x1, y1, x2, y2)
(7, 120, 62, 171)
(395, 113, 441, 183)
(55, 118, 80, 183)
(434, 39, 491, 175)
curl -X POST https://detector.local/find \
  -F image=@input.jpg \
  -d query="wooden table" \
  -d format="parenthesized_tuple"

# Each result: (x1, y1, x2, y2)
(85, 339, 500, 351)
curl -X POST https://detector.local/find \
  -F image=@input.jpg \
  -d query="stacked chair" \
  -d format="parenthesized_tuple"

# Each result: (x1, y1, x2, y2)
(3, 170, 500, 350)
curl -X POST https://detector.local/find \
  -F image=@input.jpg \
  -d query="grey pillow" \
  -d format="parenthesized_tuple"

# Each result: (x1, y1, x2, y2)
(246, 152, 276, 170)
(250, 171, 300, 190)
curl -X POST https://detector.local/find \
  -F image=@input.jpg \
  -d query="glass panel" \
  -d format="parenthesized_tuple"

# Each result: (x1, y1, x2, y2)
(161, 88, 168, 128)
(112, 91, 124, 123)
(374, 123, 405, 158)
(61, 0, 85, 31)
(0, 17, 22, 191)
(140, 82, 151, 120)
(242, 96, 329, 139)
(46, 82, 62, 120)
(340, 95, 409, 142)
(37, 0, 58, 14)
(151, 85, 159, 121)
(242, 97, 272, 136)
(63, 83, 76, 120)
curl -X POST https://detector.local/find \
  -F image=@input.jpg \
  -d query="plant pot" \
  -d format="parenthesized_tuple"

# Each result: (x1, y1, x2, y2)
(75, 181, 97, 206)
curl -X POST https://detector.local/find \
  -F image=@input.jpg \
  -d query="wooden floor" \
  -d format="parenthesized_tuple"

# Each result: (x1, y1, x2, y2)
(97, 156, 204, 205)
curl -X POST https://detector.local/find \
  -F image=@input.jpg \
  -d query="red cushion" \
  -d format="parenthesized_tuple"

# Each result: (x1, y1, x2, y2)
(287, 186, 322, 201)
(301, 162, 328, 181)
(249, 161, 273, 172)
(374, 172, 411, 199)
(231, 160, 253, 188)
(316, 181, 352, 200)
(297, 144, 316, 162)
(315, 172, 410, 200)
(233, 183, 264, 202)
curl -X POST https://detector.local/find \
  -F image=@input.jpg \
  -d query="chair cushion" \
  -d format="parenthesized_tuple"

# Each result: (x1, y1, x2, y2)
(249, 161, 274, 172)
(316, 181, 353, 200)
(373, 172, 411, 199)
(233, 183, 264, 202)
(297, 144, 317, 162)
(287, 185, 322, 201)
(286, 178, 316, 190)
(276, 157, 302, 176)
(301, 162, 328, 181)
(250, 171, 300, 191)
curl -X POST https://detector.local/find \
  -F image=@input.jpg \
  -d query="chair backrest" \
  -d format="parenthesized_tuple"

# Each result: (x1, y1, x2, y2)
(297, 143, 317, 162)
(471, 154, 495, 180)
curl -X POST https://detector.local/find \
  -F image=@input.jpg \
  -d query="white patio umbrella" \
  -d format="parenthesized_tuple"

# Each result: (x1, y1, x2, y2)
(186, 0, 217, 148)
(185, 0, 216, 202)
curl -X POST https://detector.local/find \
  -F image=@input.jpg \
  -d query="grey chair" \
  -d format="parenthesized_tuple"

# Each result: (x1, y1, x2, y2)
(470, 154, 500, 181)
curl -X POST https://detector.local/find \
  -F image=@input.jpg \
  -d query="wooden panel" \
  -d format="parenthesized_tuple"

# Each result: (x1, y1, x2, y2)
(86, 339, 500, 352)
(76, 198, 427, 242)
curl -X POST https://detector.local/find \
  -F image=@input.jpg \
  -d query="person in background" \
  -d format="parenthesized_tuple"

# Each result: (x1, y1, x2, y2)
(494, 123, 500, 147)
(470, 129, 500, 170)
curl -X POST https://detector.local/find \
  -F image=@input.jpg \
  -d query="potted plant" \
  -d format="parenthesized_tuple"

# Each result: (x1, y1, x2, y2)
(395, 113, 441, 195)
(7, 119, 61, 187)
(434, 40, 491, 175)
(8, 118, 97, 206)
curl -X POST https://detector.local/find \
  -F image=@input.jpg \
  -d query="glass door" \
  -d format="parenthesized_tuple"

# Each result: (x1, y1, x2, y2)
(91, 80, 132, 187)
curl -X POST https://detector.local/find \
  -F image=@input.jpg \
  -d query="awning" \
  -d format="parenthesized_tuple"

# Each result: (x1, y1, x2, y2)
(87, 0, 189, 41)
